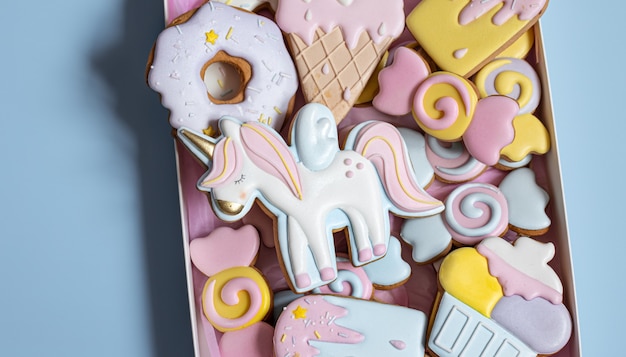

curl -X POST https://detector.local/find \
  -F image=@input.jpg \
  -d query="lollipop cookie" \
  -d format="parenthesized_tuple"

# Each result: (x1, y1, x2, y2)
(148, 2, 298, 133)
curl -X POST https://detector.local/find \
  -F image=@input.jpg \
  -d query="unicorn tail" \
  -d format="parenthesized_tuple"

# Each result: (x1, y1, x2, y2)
(349, 121, 444, 216)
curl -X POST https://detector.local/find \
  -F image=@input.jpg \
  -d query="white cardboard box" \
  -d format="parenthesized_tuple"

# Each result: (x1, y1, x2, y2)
(159, 2, 581, 356)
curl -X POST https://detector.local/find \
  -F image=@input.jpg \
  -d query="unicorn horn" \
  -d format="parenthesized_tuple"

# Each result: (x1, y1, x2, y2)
(177, 128, 216, 167)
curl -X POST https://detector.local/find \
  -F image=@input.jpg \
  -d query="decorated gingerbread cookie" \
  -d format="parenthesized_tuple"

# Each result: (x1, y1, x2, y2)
(178, 103, 443, 293)
(148, 1, 298, 133)
(275, 0, 405, 123)
(406, 0, 549, 77)
(429, 236, 572, 357)
(274, 295, 428, 356)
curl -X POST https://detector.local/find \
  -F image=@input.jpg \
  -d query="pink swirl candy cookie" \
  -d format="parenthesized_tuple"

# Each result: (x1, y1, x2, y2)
(425, 135, 487, 183)
(148, 2, 298, 133)
(314, 257, 373, 300)
(443, 182, 509, 246)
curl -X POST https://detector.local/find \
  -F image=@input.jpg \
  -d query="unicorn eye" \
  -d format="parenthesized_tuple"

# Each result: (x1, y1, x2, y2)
(234, 174, 246, 185)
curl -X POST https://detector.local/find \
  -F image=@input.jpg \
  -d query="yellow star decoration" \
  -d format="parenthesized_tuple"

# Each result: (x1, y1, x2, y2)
(292, 305, 307, 319)
(205, 30, 218, 45)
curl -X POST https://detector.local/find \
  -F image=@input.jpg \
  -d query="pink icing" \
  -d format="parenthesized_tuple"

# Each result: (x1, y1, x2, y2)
(459, 0, 548, 26)
(477, 243, 563, 304)
(240, 122, 303, 199)
(219, 322, 274, 357)
(275, 0, 405, 49)
(413, 73, 474, 131)
(373, 47, 430, 116)
(274, 295, 364, 357)
(425, 136, 487, 183)
(463, 96, 518, 166)
(353, 121, 443, 213)
(202, 138, 244, 187)
(189, 225, 261, 277)
(166, 0, 205, 24)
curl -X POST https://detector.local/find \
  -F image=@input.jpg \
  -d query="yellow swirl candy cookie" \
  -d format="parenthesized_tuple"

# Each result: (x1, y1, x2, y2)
(202, 266, 271, 332)
(412, 72, 478, 142)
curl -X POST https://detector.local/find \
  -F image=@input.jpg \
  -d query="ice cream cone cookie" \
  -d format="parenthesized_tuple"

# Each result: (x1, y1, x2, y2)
(148, 2, 298, 133)
(275, 0, 405, 123)
(407, 0, 549, 77)
(429, 237, 572, 357)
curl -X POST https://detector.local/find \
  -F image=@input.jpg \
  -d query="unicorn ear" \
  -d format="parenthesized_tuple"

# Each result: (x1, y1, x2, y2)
(177, 127, 217, 167)
(218, 116, 244, 138)
(292, 103, 339, 171)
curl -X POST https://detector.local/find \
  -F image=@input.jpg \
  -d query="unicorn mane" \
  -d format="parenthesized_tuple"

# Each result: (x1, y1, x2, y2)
(352, 122, 443, 213)
(201, 137, 243, 188)
(240, 122, 303, 199)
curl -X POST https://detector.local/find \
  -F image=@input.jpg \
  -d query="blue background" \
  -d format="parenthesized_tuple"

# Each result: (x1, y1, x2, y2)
(0, 0, 620, 355)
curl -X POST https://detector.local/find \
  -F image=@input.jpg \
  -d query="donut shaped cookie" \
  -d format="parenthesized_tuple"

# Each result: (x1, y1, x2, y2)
(202, 266, 271, 332)
(443, 183, 509, 246)
(474, 57, 541, 115)
(149, 2, 298, 133)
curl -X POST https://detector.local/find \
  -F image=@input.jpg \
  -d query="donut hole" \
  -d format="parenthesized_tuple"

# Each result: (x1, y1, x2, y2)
(201, 51, 252, 105)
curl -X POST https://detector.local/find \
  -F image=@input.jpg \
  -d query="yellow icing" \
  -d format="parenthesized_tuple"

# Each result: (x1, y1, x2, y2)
(292, 305, 307, 319)
(498, 27, 535, 59)
(355, 51, 389, 105)
(475, 59, 534, 109)
(407, 1, 537, 77)
(439, 247, 503, 318)
(413, 72, 478, 141)
(205, 30, 219, 45)
(501, 113, 550, 161)
(202, 266, 271, 332)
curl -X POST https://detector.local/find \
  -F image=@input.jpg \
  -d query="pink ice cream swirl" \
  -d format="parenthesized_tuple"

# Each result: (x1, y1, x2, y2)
(275, 0, 405, 49)
(477, 237, 563, 304)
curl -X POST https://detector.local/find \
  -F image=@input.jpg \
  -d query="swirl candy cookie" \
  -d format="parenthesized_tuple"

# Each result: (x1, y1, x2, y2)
(429, 237, 572, 357)
(406, 0, 549, 77)
(275, 0, 405, 123)
(148, 2, 298, 133)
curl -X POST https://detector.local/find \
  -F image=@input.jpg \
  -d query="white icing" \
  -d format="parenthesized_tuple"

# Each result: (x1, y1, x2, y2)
(362, 236, 411, 286)
(397, 128, 435, 189)
(480, 237, 563, 294)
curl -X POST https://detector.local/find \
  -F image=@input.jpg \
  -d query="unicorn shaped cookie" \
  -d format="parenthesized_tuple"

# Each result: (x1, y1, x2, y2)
(178, 103, 443, 293)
